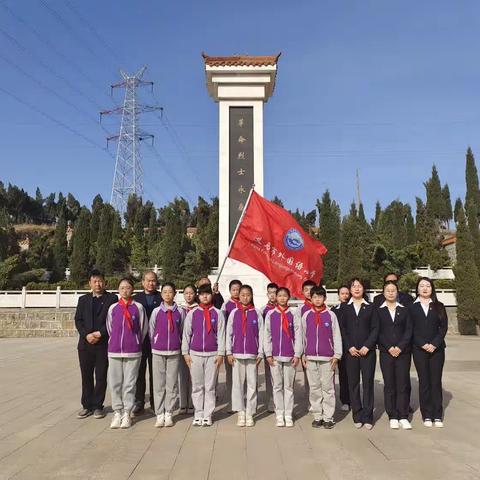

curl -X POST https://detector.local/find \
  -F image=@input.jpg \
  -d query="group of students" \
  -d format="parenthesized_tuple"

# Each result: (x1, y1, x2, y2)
(75, 270, 448, 432)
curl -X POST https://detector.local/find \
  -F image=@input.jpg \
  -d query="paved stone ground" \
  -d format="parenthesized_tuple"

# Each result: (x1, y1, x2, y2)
(0, 336, 479, 480)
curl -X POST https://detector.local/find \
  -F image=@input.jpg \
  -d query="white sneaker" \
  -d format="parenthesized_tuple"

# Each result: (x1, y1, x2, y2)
(354, 422, 363, 429)
(110, 411, 122, 429)
(424, 419, 433, 427)
(276, 415, 285, 427)
(285, 416, 294, 427)
(202, 417, 213, 426)
(237, 411, 246, 427)
(399, 419, 412, 430)
(192, 418, 202, 426)
(364, 423, 373, 430)
(390, 419, 399, 429)
(164, 412, 174, 427)
(434, 419, 444, 428)
(155, 414, 165, 428)
(341, 404, 350, 412)
(245, 414, 254, 427)
(120, 412, 131, 429)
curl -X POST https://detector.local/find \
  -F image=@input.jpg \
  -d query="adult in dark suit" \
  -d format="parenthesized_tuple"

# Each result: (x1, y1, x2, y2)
(75, 270, 117, 419)
(377, 281, 413, 430)
(409, 277, 448, 428)
(131, 270, 162, 416)
(373, 272, 414, 307)
(339, 278, 379, 430)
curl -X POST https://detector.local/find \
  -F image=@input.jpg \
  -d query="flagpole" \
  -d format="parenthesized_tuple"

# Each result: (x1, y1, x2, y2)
(215, 185, 255, 284)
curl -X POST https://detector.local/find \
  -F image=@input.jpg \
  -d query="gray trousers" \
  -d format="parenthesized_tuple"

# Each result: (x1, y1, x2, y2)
(232, 358, 258, 415)
(306, 360, 336, 421)
(264, 358, 273, 409)
(191, 355, 219, 419)
(152, 354, 180, 415)
(178, 356, 191, 409)
(108, 356, 142, 413)
(225, 358, 233, 409)
(270, 360, 296, 416)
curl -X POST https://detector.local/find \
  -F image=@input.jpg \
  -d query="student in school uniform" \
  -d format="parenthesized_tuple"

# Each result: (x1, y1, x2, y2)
(377, 281, 413, 430)
(261, 282, 278, 413)
(226, 285, 264, 427)
(197, 277, 224, 310)
(332, 284, 351, 412)
(221, 279, 242, 413)
(75, 270, 117, 420)
(264, 287, 303, 427)
(409, 277, 448, 428)
(131, 270, 161, 416)
(182, 284, 225, 426)
(178, 284, 198, 413)
(107, 278, 148, 429)
(373, 272, 414, 307)
(339, 278, 379, 430)
(296, 280, 316, 409)
(149, 282, 184, 428)
(302, 286, 342, 429)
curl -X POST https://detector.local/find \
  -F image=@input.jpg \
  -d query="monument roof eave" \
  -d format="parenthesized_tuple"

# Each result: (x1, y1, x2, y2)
(202, 52, 281, 67)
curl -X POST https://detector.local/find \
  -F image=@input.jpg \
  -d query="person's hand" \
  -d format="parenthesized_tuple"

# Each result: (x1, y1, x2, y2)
(267, 356, 274, 366)
(425, 344, 436, 353)
(359, 346, 369, 356)
(292, 356, 300, 367)
(92, 331, 101, 339)
(421, 343, 430, 351)
(86, 333, 97, 344)
(393, 347, 402, 357)
(388, 346, 397, 357)
(330, 358, 338, 371)
(256, 357, 262, 366)
(227, 354, 235, 366)
(302, 355, 307, 368)
(212, 282, 219, 294)
(184, 354, 192, 368)
(215, 355, 223, 368)
(349, 347, 360, 357)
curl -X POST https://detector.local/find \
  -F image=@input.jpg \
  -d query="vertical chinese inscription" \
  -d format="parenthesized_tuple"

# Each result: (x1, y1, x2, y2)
(229, 107, 254, 241)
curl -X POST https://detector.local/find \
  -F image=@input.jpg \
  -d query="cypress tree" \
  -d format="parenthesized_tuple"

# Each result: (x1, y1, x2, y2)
(90, 194, 104, 251)
(95, 205, 115, 275)
(373, 201, 382, 232)
(405, 205, 416, 245)
(316, 190, 340, 285)
(453, 199, 480, 334)
(442, 184, 453, 227)
(424, 165, 444, 222)
(70, 207, 91, 285)
(464, 148, 480, 270)
(52, 211, 67, 281)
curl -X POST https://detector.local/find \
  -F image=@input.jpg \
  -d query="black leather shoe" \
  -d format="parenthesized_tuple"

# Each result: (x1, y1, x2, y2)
(77, 408, 93, 419)
(311, 419, 324, 428)
(93, 408, 106, 419)
(323, 421, 335, 429)
(131, 404, 144, 417)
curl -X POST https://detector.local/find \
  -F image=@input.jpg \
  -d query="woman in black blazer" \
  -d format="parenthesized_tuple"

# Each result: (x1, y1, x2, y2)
(339, 278, 379, 429)
(409, 277, 448, 428)
(377, 281, 413, 430)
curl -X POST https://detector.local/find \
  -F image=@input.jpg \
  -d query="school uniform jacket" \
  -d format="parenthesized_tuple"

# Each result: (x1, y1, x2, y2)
(149, 302, 185, 355)
(339, 301, 379, 351)
(226, 306, 264, 360)
(409, 301, 448, 349)
(377, 303, 413, 354)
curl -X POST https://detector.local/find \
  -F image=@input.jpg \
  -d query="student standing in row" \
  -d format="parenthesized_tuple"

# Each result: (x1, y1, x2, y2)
(150, 282, 185, 428)
(227, 285, 264, 427)
(107, 278, 148, 429)
(132, 270, 161, 416)
(340, 278, 379, 429)
(302, 287, 342, 429)
(221, 279, 242, 413)
(410, 277, 448, 428)
(197, 277, 224, 309)
(332, 285, 351, 412)
(75, 270, 117, 420)
(261, 282, 278, 412)
(377, 281, 413, 430)
(182, 284, 225, 426)
(264, 287, 303, 427)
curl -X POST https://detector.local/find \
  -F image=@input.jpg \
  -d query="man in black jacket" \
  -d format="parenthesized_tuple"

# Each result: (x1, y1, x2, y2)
(75, 270, 117, 419)
(373, 273, 414, 307)
(131, 270, 161, 416)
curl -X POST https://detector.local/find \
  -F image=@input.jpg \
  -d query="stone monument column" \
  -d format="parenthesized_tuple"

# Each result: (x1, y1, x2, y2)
(203, 53, 280, 301)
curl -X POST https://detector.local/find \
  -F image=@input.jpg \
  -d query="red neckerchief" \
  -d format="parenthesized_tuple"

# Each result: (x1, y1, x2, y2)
(119, 297, 133, 330)
(231, 297, 242, 309)
(167, 310, 174, 332)
(240, 303, 254, 336)
(277, 305, 291, 337)
(267, 302, 276, 309)
(313, 305, 327, 325)
(200, 303, 213, 333)
(304, 299, 313, 309)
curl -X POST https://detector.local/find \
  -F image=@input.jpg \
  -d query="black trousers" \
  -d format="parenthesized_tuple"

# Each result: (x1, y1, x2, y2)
(345, 350, 376, 424)
(413, 347, 445, 421)
(379, 351, 411, 420)
(338, 357, 350, 406)
(135, 337, 154, 409)
(78, 343, 108, 410)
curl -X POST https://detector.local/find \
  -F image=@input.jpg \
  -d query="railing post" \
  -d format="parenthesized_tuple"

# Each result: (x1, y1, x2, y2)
(21, 286, 26, 308)
(56, 286, 61, 309)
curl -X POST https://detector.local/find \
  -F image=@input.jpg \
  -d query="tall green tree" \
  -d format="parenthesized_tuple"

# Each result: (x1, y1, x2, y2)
(453, 199, 480, 334)
(52, 212, 68, 281)
(441, 184, 453, 227)
(70, 207, 91, 285)
(424, 165, 444, 223)
(464, 148, 480, 270)
(95, 205, 115, 275)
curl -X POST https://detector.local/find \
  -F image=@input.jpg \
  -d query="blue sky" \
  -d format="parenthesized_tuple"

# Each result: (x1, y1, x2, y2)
(1, 0, 479, 219)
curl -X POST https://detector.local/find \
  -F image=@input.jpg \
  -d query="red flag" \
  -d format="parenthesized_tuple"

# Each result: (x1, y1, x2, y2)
(228, 191, 327, 297)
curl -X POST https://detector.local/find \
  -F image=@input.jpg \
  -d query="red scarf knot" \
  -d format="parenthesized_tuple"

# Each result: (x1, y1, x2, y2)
(313, 304, 327, 325)
(200, 303, 214, 333)
(240, 303, 254, 336)
(119, 297, 134, 331)
(277, 305, 291, 337)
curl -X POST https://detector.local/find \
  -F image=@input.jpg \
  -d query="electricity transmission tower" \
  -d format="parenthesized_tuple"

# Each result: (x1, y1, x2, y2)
(101, 66, 162, 218)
